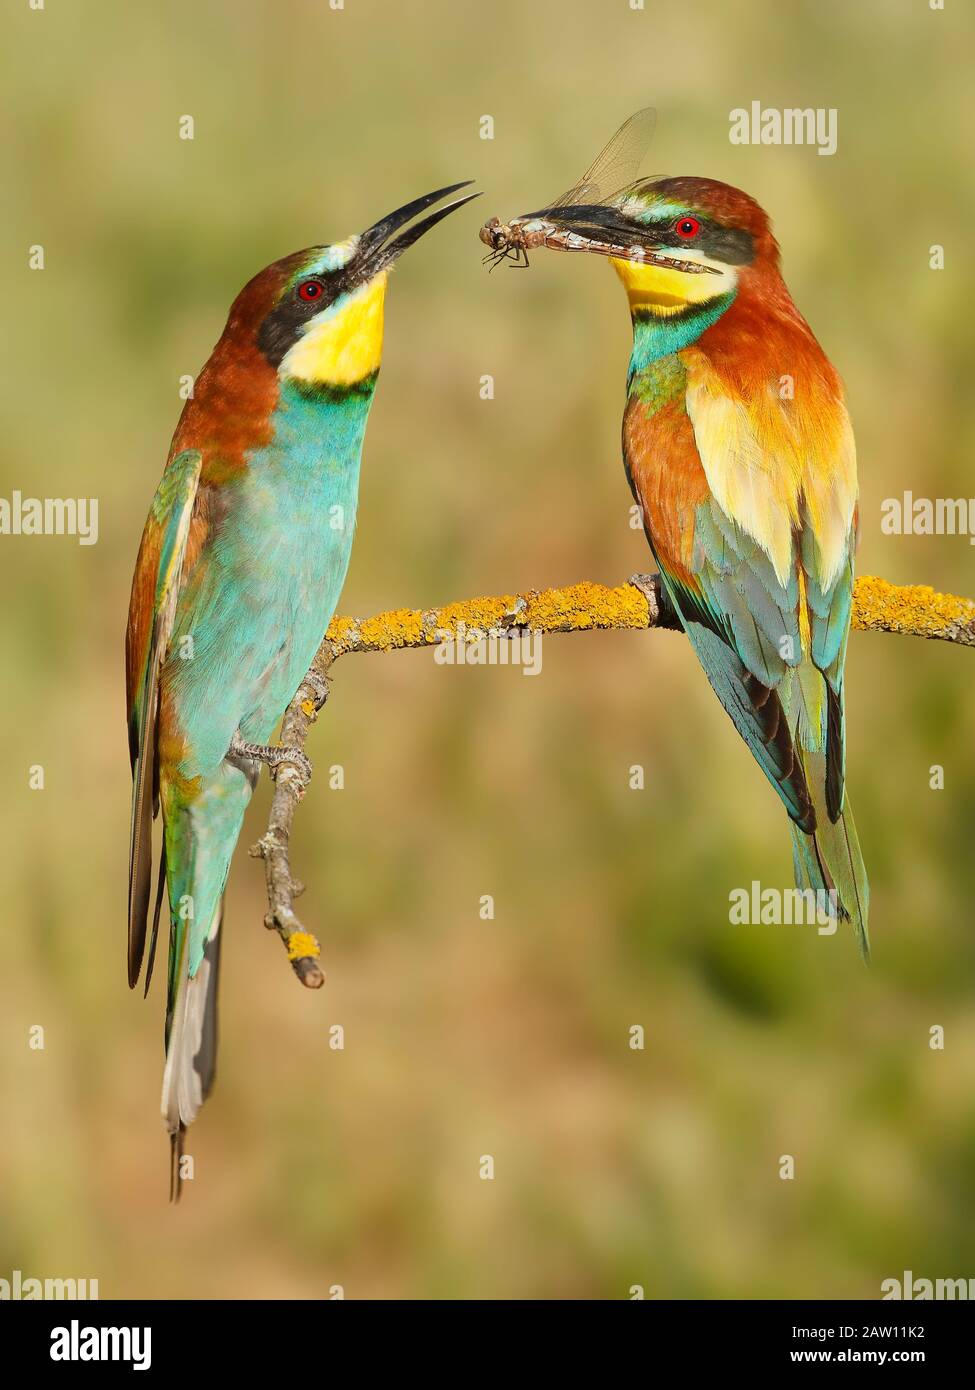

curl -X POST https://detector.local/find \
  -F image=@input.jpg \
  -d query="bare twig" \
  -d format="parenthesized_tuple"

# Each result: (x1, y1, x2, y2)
(254, 573, 975, 986)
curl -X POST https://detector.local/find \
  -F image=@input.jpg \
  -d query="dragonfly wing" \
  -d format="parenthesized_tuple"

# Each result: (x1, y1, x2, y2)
(548, 107, 656, 209)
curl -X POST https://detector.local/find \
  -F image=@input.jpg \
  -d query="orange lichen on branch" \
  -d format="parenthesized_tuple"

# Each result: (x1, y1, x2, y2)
(851, 575, 975, 646)
(322, 579, 664, 664)
(325, 606, 428, 656)
(285, 930, 321, 963)
(518, 581, 653, 633)
(321, 574, 973, 666)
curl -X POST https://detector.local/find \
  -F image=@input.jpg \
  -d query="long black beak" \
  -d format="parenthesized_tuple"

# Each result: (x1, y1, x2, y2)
(355, 182, 481, 279)
(539, 202, 666, 250)
(527, 202, 721, 274)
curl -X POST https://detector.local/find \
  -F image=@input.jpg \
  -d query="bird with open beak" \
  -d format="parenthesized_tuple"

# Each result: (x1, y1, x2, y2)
(127, 182, 479, 1196)
(482, 167, 868, 956)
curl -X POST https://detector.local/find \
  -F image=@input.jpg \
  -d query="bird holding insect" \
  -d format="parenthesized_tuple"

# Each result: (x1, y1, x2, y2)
(482, 110, 868, 953)
(126, 182, 479, 1196)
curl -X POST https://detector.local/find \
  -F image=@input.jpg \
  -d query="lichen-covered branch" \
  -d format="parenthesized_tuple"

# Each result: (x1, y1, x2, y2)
(257, 572, 974, 986)
(849, 575, 975, 645)
(248, 669, 329, 989)
(319, 573, 975, 658)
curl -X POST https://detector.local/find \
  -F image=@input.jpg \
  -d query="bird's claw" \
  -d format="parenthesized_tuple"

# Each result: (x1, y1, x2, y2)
(628, 572, 681, 629)
(229, 732, 313, 789)
(266, 745, 313, 787)
(628, 572, 660, 608)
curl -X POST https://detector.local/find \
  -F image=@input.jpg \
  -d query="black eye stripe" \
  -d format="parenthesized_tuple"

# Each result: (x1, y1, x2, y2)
(259, 276, 336, 366)
(640, 216, 754, 266)
(535, 203, 756, 268)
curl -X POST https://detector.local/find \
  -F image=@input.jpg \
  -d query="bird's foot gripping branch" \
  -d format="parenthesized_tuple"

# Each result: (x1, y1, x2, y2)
(258, 573, 974, 986)
(248, 668, 330, 989)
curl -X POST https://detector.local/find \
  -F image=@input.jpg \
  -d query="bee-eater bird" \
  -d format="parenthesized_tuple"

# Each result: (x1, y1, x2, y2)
(127, 182, 478, 1196)
(482, 159, 868, 955)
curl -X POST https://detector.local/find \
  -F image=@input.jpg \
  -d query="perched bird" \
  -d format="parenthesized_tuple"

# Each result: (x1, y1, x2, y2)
(127, 183, 478, 1196)
(482, 142, 868, 953)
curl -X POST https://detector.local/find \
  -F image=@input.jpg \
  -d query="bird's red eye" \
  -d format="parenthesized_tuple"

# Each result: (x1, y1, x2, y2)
(674, 216, 701, 239)
(297, 279, 324, 302)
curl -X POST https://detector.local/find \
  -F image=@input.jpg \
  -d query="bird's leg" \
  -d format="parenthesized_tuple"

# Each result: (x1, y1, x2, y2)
(628, 572, 681, 630)
(228, 730, 313, 789)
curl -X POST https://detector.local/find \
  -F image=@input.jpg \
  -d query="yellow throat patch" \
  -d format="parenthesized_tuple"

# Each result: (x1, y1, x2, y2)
(611, 256, 734, 317)
(283, 272, 387, 386)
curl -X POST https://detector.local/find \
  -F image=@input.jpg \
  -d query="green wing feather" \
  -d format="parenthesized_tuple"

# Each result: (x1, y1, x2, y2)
(655, 493, 868, 956)
(126, 449, 202, 989)
(661, 495, 815, 831)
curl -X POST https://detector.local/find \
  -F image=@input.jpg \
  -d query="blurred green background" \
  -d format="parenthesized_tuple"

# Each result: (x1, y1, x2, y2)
(2, 0, 974, 1300)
